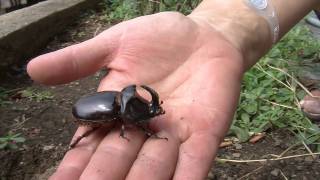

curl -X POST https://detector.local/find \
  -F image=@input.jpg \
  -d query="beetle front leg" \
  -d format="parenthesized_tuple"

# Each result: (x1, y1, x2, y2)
(119, 124, 130, 141)
(69, 126, 100, 149)
(137, 124, 168, 141)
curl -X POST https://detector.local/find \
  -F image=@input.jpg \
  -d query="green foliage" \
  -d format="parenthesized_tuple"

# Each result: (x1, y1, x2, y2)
(231, 25, 320, 149)
(0, 87, 11, 106)
(104, 0, 140, 22)
(0, 133, 25, 150)
(269, 26, 320, 60)
(102, 0, 201, 22)
(19, 88, 54, 102)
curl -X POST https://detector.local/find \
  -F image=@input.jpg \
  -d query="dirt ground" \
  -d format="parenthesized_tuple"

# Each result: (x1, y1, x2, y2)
(0, 10, 319, 180)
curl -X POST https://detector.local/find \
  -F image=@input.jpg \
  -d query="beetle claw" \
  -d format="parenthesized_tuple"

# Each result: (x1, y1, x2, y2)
(151, 134, 168, 141)
(119, 124, 130, 141)
(69, 126, 100, 149)
(137, 124, 168, 140)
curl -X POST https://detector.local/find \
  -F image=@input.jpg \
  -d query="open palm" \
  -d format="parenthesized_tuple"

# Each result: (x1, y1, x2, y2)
(28, 12, 245, 180)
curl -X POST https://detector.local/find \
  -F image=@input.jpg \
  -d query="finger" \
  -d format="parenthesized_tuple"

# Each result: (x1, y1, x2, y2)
(97, 70, 136, 92)
(27, 31, 120, 85)
(50, 126, 112, 180)
(79, 125, 146, 180)
(126, 131, 180, 180)
(173, 131, 220, 180)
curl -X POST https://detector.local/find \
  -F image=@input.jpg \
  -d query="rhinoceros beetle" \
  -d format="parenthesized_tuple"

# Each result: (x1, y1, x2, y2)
(70, 85, 166, 148)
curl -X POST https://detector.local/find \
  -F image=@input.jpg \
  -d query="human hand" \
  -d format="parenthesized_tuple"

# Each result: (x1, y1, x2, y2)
(27, 12, 245, 180)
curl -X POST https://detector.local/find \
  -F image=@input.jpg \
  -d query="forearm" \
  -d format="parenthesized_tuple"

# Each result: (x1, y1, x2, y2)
(189, 0, 320, 69)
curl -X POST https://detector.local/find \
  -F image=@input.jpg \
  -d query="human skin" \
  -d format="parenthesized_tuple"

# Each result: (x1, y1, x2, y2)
(27, 0, 320, 179)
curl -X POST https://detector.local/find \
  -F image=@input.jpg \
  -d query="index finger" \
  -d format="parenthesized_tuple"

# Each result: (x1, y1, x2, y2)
(27, 31, 120, 85)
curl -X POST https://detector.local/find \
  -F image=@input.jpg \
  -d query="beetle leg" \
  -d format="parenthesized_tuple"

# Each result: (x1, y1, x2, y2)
(69, 126, 100, 149)
(137, 124, 168, 141)
(119, 124, 130, 141)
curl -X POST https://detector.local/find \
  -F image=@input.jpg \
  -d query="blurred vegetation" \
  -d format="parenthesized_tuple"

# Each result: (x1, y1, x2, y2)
(18, 87, 54, 102)
(102, 0, 201, 22)
(231, 26, 320, 151)
(0, 133, 25, 150)
(0, 87, 12, 106)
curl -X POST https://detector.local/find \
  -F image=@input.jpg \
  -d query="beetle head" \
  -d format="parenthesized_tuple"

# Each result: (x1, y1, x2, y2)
(120, 85, 164, 122)
(140, 85, 164, 116)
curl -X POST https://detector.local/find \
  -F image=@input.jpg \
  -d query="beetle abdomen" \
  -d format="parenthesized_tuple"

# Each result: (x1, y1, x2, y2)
(72, 91, 120, 121)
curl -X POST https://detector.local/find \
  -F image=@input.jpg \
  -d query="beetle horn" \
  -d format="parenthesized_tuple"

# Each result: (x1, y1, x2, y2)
(141, 85, 160, 113)
(120, 85, 137, 114)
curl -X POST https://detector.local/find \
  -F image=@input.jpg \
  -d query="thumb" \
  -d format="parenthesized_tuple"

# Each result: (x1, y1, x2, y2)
(27, 30, 120, 85)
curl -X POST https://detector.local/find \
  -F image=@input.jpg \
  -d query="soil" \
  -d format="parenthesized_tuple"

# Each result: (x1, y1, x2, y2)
(0, 10, 319, 180)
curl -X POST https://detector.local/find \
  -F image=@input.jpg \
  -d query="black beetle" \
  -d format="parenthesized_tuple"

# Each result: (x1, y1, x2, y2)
(70, 85, 166, 148)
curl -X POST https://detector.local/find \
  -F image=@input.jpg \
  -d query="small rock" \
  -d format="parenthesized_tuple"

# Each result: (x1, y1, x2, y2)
(300, 90, 320, 122)
(304, 156, 314, 162)
(274, 139, 282, 147)
(296, 157, 304, 162)
(43, 145, 55, 151)
(234, 143, 242, 150)
(207, 171, 214, 179)
(232, 153, 241, 158)
(61, 118, 67, 124)
(296, 166, 304, 170)
(270, 168, 280, 176)
(302, 176, 308, 180)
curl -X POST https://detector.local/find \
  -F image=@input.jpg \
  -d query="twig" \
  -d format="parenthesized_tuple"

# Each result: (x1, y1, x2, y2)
(93, 24, 102, 37)
(4, 87, 24, 94)
(259, 98, 297, 110)
(238, 166, 264, 180)
(280, 169, 288, 180)
(241, 92, 297, 110)
(302, 140, 316, 158)
(10, 114, 31, 131)
(266, 64, 314, 97)
(148, 0, 160, 3)
(216, 152, 320, 163)
(279, 143, 299, 157)
(255, 63, 292, 90)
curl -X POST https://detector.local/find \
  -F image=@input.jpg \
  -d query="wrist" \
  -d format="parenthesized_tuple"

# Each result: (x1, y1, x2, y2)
(189, 0, 271, 69)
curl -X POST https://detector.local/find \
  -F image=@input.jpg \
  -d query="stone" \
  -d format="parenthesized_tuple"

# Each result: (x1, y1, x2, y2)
(304, 156, 314, 162)
(270, 168, 280, 177)
(0, 0, 100, 78)
(232, 153, 241, 158)
(234, 143, 242, 150)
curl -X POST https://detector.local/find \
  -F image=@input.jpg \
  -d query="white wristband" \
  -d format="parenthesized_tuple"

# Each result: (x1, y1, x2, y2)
(245, 0, 280, 44)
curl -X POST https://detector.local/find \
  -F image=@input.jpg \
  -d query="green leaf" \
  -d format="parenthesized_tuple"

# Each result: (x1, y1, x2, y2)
(13, 137, 26, 143)
(7, 143, 18, 150)
(0, 142, 8, 149)
(0, 137, 8, 142)
(229, 126, 250, 142)
(240, 113, 250, 124)
(243, 102, 258, 114)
